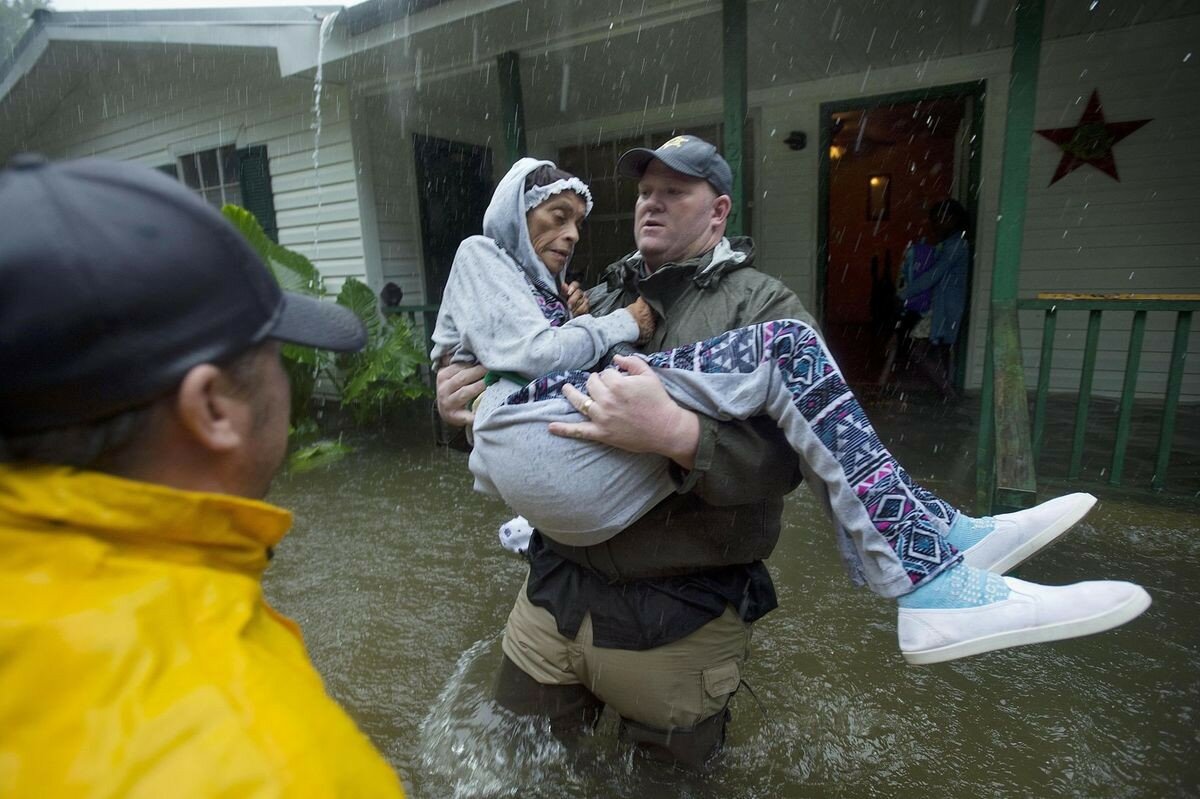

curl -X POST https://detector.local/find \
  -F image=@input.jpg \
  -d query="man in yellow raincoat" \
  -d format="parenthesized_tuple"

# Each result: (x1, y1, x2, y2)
(0, 155, 406, 797)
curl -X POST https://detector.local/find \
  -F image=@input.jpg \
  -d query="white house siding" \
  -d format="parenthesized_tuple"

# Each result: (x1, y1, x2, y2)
(1019, 16, 1200, 402)
(1, 45, 374, 297)
(363, 93, 427, 304)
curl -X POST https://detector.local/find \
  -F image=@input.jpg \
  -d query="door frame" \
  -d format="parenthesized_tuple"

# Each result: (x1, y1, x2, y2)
(816, 79, 987, 387)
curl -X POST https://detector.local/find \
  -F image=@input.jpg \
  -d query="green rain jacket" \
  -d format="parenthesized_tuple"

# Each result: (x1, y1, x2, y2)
(542, 236, 815, 580)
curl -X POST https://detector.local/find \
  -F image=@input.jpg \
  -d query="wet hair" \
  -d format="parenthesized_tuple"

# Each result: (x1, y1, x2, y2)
(0, 344, 266, 470)
(929, 199, 969, 235)
(524, 164, 578, 191)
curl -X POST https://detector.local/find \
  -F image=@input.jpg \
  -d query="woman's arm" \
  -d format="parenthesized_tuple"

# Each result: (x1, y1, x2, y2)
(443, 237, 641, 378)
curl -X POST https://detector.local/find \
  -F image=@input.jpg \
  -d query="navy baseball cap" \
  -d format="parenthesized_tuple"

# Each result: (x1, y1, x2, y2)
(0, 154, 366, 435)
(616, 134, 734, 197)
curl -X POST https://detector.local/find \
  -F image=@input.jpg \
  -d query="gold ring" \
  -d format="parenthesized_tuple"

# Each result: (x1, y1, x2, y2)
(579, 397, 594, 417)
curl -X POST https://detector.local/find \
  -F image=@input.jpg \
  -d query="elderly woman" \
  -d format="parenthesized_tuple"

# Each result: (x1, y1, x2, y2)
(430, 158, 1146, 665)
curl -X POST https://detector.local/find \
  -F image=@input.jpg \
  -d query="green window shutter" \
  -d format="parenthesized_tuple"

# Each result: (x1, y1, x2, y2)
(237, 145, 278, 242)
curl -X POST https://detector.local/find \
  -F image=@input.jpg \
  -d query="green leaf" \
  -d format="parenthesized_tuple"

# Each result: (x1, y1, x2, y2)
(336, 277, 385, 342)
(222, 204, 323, 296)
(288, 439, 353, 473)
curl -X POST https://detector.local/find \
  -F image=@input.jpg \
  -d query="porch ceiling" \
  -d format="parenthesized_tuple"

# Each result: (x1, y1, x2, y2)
(334, 0, 1197, 131)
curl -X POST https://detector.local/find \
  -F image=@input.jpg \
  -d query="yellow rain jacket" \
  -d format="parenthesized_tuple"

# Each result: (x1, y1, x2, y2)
(0, 465, 405, 798)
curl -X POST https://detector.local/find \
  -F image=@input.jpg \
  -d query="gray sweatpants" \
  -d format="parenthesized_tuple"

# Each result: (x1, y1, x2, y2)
(470, 319, 962, 597)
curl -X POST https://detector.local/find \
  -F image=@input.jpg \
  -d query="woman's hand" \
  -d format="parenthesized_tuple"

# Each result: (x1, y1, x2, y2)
(565, 281, 589, 317)
(626, 297, 657, 345)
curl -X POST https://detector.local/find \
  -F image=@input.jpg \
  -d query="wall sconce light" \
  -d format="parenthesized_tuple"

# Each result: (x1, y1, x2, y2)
(829, 144, 846, 160)
(783, 131, 807, 151)
(867, 173, 891, 221)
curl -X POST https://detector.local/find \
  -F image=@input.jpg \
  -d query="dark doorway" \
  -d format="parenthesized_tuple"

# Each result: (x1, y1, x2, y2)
(413, 135, 494, 304)
(818, 83, 983, 392)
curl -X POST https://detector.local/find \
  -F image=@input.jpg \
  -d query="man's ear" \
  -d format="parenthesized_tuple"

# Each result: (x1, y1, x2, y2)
(712, 194, 732, 225)
(174, 364, 244, 453)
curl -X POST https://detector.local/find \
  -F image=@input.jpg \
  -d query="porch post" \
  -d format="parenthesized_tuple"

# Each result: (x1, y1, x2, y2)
(990, 0, 1044, 304)
(975, 0, 1045, 511)
(497, 50, 527, 168)
(722, 0, 747, 235)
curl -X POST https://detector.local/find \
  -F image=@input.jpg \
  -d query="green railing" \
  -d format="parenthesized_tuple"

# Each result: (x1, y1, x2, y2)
(1020, 293, 1197, 491)
(979, 293, 1197, 508)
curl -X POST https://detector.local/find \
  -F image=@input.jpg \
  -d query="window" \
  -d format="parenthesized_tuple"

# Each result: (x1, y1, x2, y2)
(162, 144, 277, 241)
(176, 144, 242, 210)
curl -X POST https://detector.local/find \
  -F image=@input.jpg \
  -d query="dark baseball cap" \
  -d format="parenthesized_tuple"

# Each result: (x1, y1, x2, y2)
(0, 154, 366, 435)
(616, 134, 734, 197)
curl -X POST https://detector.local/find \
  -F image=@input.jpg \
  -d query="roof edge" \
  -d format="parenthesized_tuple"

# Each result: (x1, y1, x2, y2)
(343, 0, 455, 36)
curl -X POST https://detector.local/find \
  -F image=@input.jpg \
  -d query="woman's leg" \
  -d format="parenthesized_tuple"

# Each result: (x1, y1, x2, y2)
(637, 318, 961, 596)
(636, 319, 1149, 663)
(637, 319, 1101, 594)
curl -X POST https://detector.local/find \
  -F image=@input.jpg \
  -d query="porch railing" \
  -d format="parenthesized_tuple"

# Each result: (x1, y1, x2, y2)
(979, 293, 1197, 509)
(1021, 293, 1197, 491)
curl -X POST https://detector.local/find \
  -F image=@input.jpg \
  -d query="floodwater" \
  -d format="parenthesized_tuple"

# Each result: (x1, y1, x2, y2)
(264, 400, 1199, 798)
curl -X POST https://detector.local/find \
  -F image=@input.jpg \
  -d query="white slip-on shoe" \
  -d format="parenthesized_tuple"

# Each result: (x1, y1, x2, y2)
(898, 577, 1151, 665)
(961, 493, 1097, 574)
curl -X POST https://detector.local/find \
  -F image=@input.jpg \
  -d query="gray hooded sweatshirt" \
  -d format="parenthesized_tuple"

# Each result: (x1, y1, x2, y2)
(429, 157, 638, 377)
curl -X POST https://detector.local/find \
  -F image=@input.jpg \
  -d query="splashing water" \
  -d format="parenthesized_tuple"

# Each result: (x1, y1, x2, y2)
(312, 10, 340, 250)
(417, 634, 581, 798)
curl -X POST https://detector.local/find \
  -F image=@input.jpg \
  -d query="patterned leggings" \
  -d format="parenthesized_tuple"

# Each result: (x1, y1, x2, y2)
(470, 319, 962, 597)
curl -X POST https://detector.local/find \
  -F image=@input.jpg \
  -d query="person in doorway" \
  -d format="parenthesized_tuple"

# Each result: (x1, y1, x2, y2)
(435, 136, 1149, 768)
(898, 199, 971, 399)
(0, 156, 406, 797)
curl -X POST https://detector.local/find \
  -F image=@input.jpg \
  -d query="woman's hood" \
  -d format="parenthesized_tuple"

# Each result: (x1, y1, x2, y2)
(481, 157, 561, 296)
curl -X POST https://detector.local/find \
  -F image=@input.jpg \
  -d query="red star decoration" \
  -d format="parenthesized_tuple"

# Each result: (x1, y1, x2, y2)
(1036, 90, 1150, 185)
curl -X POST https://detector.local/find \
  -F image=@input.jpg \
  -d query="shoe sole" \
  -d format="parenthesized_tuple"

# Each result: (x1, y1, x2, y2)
(965, 494, 1098, 574)
(902, 586, 1151, 665)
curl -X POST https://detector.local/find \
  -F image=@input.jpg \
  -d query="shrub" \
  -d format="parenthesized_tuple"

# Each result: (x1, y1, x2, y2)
(222, 205, 429, 465)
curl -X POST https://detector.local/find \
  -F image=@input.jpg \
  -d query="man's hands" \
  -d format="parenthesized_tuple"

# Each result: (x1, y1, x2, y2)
(549, 355, 699, 470)
(435, 361, 487, 428)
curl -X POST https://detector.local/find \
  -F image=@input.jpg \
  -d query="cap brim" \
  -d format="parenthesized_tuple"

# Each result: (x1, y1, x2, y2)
(616, 147, 657, 178)
(270, 292, 367, 352)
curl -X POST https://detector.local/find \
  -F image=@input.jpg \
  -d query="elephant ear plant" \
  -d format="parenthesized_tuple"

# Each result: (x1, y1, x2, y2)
(222, 206, 429, 471)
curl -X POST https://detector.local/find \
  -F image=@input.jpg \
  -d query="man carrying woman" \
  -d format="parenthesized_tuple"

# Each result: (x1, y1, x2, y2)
(434, 136, 1149, 768)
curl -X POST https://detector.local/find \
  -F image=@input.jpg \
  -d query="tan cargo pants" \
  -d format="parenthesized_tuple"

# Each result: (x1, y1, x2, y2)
(499, 577, 752, 764)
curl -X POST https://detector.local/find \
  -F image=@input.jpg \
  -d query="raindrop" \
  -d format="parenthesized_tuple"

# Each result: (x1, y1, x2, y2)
(1185, 53, 1193, 63)
(970, 0, 990, 26)
(559, 63, 570, 113)
(1089, 0, 1099, 10)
